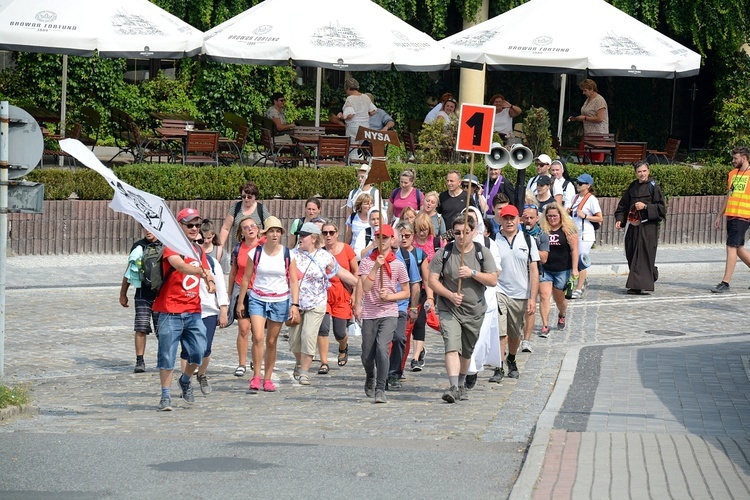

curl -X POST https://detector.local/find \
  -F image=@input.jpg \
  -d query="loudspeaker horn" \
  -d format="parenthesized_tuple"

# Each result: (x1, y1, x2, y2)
(485, 142, 509, 169)
(508, 144, 533, 170)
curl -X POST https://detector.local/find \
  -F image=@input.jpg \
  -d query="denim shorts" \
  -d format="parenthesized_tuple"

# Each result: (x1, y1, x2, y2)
(541, 268, 572, 290)
(246, 294, 290, 324)
(726, 218, 750, 248)
(157, 312, 206, 369)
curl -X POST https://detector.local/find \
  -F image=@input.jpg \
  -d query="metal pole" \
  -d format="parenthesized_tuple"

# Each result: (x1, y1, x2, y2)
(556, 74, 567, 144)
(688, 79, 697, 151)
(669, 76, 676, 136)
(0, 101, 9, 378)
(315, 67, 322, 127)
(59, 54, 68, 166)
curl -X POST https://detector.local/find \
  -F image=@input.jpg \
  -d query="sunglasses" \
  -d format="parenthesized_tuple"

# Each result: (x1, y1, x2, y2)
(576, 182, 587, 186)
(523, 204, 538, 210)
(400, 234, 413, 238)
(181, 222, 200, 229)
(321, 230, 336, 236)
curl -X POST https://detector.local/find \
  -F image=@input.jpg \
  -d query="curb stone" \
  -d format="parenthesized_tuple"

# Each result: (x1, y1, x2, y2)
(0, 404, 40, 422)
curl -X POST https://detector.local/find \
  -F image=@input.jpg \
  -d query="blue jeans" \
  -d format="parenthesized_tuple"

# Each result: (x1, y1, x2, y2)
(157, 312, 206, 370)
(388, 311, 408, 378)
(180, 315, 217, 360)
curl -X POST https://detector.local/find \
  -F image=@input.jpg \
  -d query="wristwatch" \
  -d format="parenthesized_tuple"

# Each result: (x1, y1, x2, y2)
(471, 270, 477, 278)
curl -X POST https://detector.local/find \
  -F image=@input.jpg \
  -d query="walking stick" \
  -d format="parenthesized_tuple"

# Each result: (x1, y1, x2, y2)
(457, 152, 476, 294)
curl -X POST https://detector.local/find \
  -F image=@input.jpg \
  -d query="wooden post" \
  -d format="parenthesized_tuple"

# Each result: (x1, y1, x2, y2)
(457, 153, 476, 294)
(356, 126, 399, 287)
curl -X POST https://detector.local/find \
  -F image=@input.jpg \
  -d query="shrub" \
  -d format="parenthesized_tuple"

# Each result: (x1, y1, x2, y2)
(521, 106, 554, 158)
(0, 383, 29, 409)
(25, 160, 734, 201)
(417, 119, 459, 164)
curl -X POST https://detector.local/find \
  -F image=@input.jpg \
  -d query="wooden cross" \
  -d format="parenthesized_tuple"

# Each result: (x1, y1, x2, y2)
(355, 126, 399, 185)
(355, 126, 400, 283)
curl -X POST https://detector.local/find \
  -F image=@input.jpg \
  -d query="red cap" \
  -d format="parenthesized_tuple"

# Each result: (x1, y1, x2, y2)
(177, 208, 201, 223)
(499, 205, 519, 218)
(374, 224, 395, 237)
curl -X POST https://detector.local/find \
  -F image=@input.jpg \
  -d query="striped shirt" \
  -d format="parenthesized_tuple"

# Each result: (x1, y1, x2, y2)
(358, 256, 408, 319)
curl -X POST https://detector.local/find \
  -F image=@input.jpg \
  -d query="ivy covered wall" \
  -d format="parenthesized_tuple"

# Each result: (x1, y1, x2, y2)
(0, 0, 747, 155)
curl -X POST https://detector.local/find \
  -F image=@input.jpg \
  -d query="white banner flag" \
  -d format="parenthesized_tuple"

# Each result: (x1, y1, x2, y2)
(59, 139, 199, 259)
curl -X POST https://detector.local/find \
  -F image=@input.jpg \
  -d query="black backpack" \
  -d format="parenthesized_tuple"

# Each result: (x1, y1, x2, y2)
(399, 247, 426, 278)
(440, 241, 485, 278)
(233, 201, 267, 227)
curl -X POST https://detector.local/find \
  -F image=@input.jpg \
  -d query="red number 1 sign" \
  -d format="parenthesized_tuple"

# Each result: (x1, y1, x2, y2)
(455, 103, 495, 154)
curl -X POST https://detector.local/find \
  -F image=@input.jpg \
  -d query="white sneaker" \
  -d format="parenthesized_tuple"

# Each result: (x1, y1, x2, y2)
(571, 289, 584, 299)
(521, 340, 532, 353)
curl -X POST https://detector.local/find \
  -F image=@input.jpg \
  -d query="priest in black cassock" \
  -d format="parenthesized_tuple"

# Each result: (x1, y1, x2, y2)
(614, 161, 667, 295)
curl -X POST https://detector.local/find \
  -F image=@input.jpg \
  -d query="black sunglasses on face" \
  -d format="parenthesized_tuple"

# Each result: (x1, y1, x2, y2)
(181, 222, 200, 229)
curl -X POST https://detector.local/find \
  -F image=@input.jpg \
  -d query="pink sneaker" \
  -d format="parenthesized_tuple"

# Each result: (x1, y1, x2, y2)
(248, 376, 261, 391)
(263, 379, 276, 392)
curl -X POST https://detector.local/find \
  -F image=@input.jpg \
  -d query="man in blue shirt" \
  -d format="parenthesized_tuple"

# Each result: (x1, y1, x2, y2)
(366, 93, 395, 132)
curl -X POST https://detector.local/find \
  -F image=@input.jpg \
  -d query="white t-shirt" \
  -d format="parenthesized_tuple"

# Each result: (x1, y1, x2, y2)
(553, 177, 576, 208)
(424, 103, 443, 124)
(570, 194, 602, 242)
(343, 94, 376, 139)
(249, 247, 289, 302)
(200, 256, 229, 318)
(346, 186, 381, 211)
(436, 110, 453, 126)
(347, 213, 370, 258)
(493, 108, 513, 136)
(494, 231, 540, 299)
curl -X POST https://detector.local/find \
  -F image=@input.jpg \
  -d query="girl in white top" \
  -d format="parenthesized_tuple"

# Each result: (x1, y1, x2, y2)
(568, 174, 603, 299)
(237, 216, 300, 393)
(436, 98, 457, 126)
(357, 207, 388, 260)
(551, 160, 576, 208)
(346, 193, 373, 259)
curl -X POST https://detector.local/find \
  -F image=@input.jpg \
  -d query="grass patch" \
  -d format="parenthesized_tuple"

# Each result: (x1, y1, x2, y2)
(0, 383, 30, 409)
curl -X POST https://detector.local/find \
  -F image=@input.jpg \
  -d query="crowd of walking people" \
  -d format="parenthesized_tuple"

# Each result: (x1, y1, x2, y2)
(120, 139, 688, 409)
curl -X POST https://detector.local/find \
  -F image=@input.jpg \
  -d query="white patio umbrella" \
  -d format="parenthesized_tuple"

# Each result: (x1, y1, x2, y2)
(0, 0, 203, 131)
(202, 0, 451, 125)
(441, 0, 701, 140)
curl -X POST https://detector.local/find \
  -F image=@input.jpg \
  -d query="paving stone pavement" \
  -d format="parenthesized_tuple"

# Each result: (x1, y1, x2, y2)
(3, 246, 750, 499)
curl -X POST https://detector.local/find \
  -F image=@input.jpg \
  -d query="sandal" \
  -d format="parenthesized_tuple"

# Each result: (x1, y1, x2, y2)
(293, 362, 301, 381)
(318, 363, 330, 375)
(234, 365, 246, 377)
(299, 373, 311, 385)
(337, 344, 349, 367)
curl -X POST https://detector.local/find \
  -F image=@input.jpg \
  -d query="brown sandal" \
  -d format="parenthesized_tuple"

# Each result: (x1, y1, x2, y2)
(337, 345, 349, 367)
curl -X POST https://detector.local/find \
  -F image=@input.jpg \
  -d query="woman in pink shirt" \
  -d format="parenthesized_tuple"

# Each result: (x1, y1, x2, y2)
(387, 168, 422, 223)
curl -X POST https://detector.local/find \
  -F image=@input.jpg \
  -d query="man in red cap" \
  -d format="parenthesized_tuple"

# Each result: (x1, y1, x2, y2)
(427, 215, 499, 403)
(152, 207, 216, 411)
(356, 224, 410, 404)
(491, 204, 540, 383)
